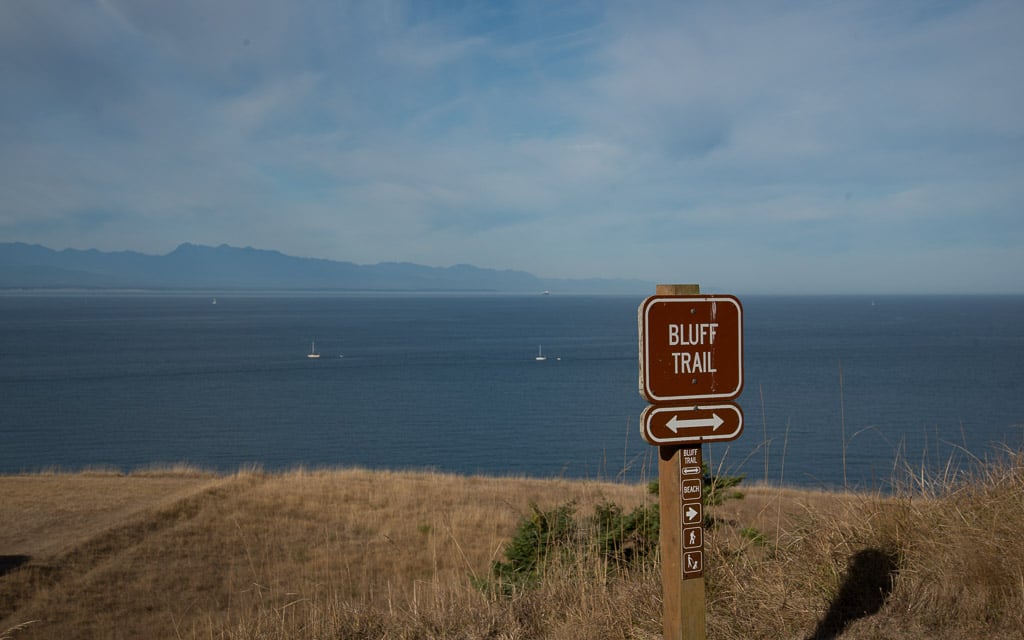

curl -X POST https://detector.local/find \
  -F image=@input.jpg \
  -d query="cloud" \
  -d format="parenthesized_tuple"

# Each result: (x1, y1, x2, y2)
(0, 1, 1021, 291)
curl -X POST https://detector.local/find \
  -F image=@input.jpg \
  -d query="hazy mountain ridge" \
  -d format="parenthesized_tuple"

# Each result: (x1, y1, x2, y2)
(0, 242, 650, 293)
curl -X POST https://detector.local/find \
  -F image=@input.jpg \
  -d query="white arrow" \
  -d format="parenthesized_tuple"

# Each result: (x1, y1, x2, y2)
(666, 412, 724, 434)
(685, 506, 700, 521)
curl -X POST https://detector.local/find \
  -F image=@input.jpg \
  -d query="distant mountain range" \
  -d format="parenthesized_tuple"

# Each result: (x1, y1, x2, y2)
(0, 242, 651, 293)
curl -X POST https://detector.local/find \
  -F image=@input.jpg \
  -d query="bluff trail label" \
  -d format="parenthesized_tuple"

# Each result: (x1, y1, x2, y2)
(638, 295, 744, 403)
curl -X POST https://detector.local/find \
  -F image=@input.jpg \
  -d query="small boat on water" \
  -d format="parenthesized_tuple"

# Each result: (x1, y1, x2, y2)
(307, 341, 321, 359)
(535, 345, 547, 361)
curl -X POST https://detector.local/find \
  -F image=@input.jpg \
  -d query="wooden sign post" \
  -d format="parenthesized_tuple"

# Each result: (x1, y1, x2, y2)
(659, 441, 706, 639)
(653, 283, 704, 640)
(639, 283, 745, 640)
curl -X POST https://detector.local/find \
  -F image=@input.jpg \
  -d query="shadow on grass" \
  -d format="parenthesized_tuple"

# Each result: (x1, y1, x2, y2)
(0, 555, 31, 577)
(807, 548, 899, 640)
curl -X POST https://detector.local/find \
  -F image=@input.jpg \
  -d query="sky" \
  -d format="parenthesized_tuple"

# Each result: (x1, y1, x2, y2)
(1, 1, 1022, 294)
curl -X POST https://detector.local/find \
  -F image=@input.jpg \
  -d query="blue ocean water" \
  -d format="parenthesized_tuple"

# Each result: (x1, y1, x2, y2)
(1, 293, 1022, 489)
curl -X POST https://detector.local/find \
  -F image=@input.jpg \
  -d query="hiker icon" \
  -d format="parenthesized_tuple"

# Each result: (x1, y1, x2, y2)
(683, 526, 702, 549)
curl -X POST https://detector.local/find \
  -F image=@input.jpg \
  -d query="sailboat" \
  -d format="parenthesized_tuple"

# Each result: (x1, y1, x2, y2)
(307, 341, 321, 359)
(535, 345, 547, 361)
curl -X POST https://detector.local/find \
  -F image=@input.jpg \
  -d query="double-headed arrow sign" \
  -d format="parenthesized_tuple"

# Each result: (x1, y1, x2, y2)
(641, 403, 744, 445)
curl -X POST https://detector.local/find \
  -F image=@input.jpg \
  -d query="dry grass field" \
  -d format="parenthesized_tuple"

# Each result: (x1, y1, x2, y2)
(1, 449, 1022, 639)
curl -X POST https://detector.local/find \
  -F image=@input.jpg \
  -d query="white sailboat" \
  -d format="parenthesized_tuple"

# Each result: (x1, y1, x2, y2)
(535, 345, 547, 361)
(307, 341, 321, 359)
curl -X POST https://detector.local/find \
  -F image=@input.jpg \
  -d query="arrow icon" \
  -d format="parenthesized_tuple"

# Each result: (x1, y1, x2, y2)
(667, 412, 724, 434)
(685, 505, 700, 522)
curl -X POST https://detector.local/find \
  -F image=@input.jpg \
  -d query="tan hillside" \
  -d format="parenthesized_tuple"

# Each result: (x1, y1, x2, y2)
(1, 450, 1022, 639)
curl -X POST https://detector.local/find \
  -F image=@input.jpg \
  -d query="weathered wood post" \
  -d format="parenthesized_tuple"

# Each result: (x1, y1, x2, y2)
(655, 283, 704, 640)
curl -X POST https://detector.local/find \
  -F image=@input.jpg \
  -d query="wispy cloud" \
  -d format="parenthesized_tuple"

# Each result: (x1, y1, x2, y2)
(1, 0, 1021, 292)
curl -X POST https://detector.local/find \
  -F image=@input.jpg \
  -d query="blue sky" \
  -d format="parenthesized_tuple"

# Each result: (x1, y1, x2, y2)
(1, 0, 1022, 293)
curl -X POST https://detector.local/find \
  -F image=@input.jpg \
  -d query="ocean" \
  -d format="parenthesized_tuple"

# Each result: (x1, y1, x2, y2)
(1, 292, 1022, 489)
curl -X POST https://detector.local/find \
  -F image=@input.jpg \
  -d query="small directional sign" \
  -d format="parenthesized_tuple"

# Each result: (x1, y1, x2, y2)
(683, 526, 702, 550)
(683, 502, 702, 526)
(680, 447, 703, 475)
(683, 551, 703, 578)
(677, 442, 705, 584)
(641, 403, 744, 445)
(682, 478, 702, 501)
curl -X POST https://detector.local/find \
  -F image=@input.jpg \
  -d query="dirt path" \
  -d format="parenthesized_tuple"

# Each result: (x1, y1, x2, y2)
(0, 473, 221, 559)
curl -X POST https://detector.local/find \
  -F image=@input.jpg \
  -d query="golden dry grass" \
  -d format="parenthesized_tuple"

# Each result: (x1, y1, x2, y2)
(1, 467, 654, 639)
(1, 449, 1022, 639)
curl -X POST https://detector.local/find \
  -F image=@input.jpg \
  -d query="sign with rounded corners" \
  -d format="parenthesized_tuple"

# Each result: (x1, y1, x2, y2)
(639, 295, 743, 403)
(641, 403, 744, 445)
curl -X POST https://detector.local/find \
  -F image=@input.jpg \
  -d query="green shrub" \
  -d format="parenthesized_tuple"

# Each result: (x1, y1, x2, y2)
(486, 499, 659, 594)
(592, 500, 660, 567)
(490, 501, 578, 589)
(484, 464, 742, 594)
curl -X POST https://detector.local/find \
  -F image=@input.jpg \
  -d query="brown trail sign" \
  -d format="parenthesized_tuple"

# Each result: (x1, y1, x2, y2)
(638, 294, 743, 403)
